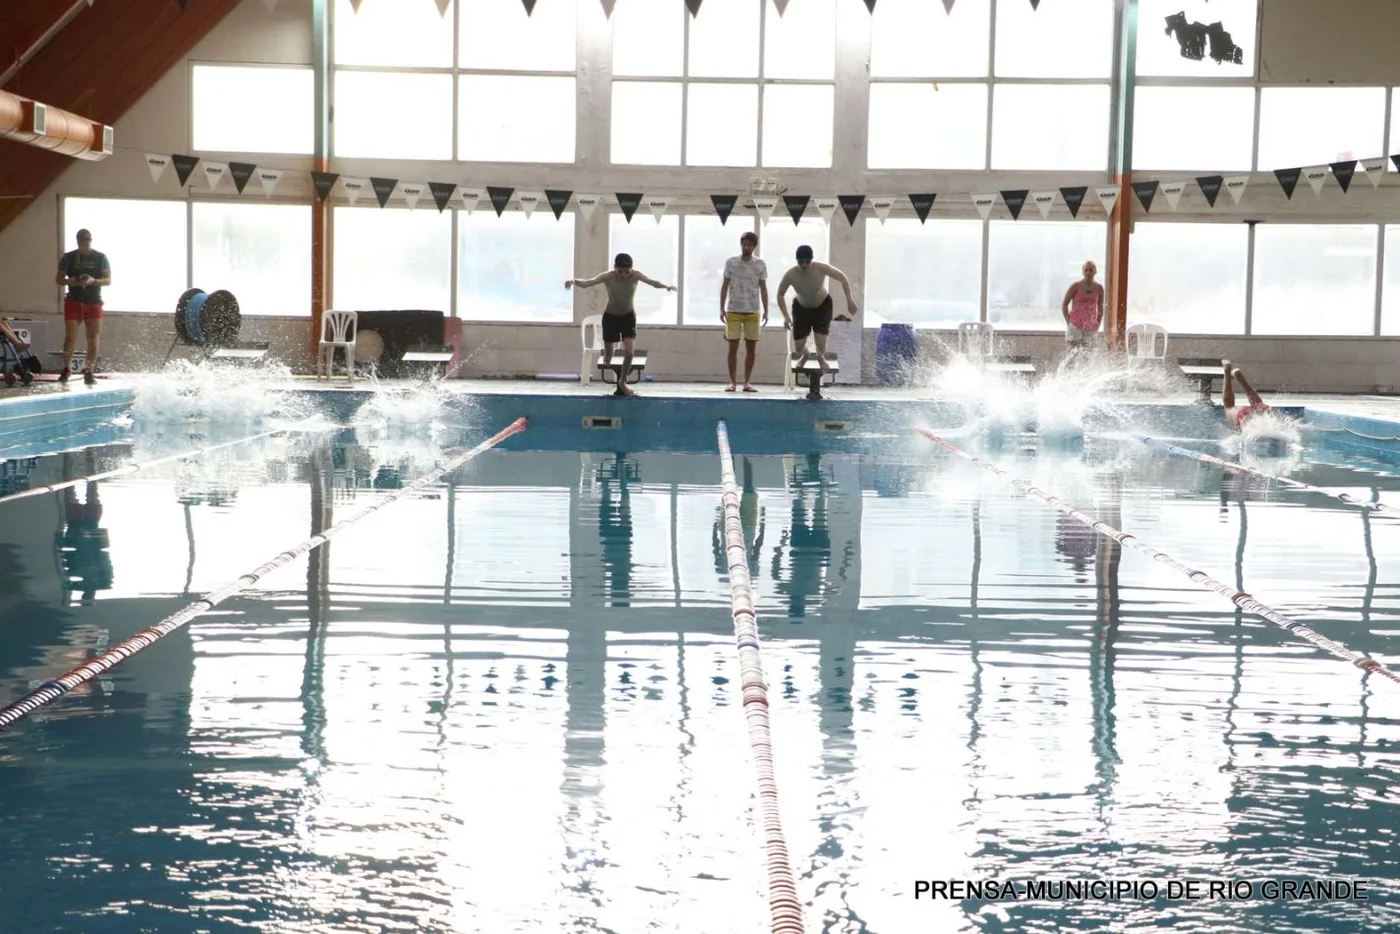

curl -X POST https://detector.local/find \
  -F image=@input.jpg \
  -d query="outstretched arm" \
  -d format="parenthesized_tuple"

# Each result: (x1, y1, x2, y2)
(820, 263, 858, 314)
(566, 271, 612, 290)
(636, 272, 677, 292)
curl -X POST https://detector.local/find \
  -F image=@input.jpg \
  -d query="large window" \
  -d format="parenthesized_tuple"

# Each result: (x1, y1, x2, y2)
(1251, 225, 1377, 336)
(191, 65, 313, 155)
(991, 85, 1111, 171)
(1256, 87, 1386, 170)
(1135, 0, 1258, 78)
(868, 83, 988, 170)
(607, 215, 680, 325)
(870, 0, 989, 78)
(192, 203, 312, 317)
(1131, 87, 1255, 171)
(333, 72, 454, 160)
(62, 198, 186, 313)
(987, 222, 1106, 330)
(458, 75, 576, 163)
(332, 208, 452, 312)
(610, 0, 835, 168)
(1128, 223, 1248, 334)
(865, 220, 982, 329)
(458, 211, 575, 323)
(1381, 226, 1400, 336)
(994, 0, 1115, 79)
(333, 0, 453, 67)
(459, 0, 575, 72)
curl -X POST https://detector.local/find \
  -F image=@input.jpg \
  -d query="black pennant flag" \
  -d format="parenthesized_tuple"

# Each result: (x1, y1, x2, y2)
(311, 171, 338, 202)
(1059, 186, 1087, 218)
(838, 195, 865, 226)
(1029, 0, 1039, 8)
(909, 193, 936, 224)
(546, 189, 573, 220)
(429, 181, 456, 213)
(521, 0, 537, 13)
(616, 192, 643, 222)
(172, 154, 200, 187)
(1132, 180, 1159, 213)
(1195, 175, 1223, 208)
(1330, 160, 1357, 193)
(1274, 167, 1301, 200)
(685, 0, 703, 13)
(1391, 154, 1400, 173)
(863, 0, 876, 11)
(370, 177, 398, 208)
(487, 186, 514, 216)
(229, 162, 256, 195)
(783, 194, 809, 225)
(710, 194, 737, 224)
(1001, 189, 1029, 221)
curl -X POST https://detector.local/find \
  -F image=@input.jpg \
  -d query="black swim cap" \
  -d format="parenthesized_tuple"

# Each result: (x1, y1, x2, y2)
(614, 253, 633, 268)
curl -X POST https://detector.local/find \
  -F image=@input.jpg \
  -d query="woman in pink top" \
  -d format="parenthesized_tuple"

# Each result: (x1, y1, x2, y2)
(1061, 260, 1104, 349)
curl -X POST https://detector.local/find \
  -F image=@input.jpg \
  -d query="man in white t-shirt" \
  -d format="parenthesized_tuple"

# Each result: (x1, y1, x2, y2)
(720, 231, 768, 392)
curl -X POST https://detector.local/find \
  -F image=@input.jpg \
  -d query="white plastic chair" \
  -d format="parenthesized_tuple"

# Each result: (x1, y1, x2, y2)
(1126, 323, 1169, 363)
(580, 314, 604, 385)
(318, 310, 357, 381)
(958, 321, 995, 359)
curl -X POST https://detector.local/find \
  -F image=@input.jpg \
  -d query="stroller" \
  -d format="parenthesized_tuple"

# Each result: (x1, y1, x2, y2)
(1, 325, 40, 387)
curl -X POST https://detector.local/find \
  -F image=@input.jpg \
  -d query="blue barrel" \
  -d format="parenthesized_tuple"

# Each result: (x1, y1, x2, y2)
(875, 323, 918, 386)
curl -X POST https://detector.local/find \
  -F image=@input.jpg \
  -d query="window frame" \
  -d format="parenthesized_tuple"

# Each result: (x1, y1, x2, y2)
(60, 195, 190, 314)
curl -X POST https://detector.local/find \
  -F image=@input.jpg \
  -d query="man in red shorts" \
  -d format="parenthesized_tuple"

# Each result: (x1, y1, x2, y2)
(54, 228, 110, 385)
(1220, 360, 1273, 428)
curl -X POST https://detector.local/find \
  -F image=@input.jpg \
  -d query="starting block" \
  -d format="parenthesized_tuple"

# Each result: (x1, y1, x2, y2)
(791, 354, 839, 400)
(598, 350, 647, 385)
(1178, 357, 1224, 404)
(402, 348, 455, 379)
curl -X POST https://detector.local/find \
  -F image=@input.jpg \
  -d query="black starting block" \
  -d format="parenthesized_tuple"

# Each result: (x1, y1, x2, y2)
(792, 354, 839, 400)
(1178, 357, 1224, 404)
(598, 350, 647, 385)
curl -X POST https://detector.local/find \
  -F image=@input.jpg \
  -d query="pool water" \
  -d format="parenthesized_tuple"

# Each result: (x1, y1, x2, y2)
(3, 414, 1400, 933)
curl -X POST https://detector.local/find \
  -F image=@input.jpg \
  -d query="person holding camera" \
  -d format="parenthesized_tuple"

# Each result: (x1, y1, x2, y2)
(55, 228, 110, 385)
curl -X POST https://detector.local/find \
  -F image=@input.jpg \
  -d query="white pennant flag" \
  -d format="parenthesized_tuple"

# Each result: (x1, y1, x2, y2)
(972, 192, 996, 221)
(459, 187, 482, 213)
(1223, 175, 1248, 205)
(773, 0, 790, 13)
(870, 197, 895, 224)
(145, 153, 170, 185)
(753, 196, 778, 223)
(1031, 190, 1057, 219)
(517, 191, 544, 219)
(436, 0, 451, 15)
(401, 183, 424, 211)
(1362, 157, 1387, 187)
(202, 162, 228, 191)
(647, 196, 671, 223)
(1303, 165, 1328, 195)
(343, 177, 368, 205)
(257, 168, 283, 197)
(1161, 181, 1187, 211)
(814, 197, 839, 223)
(576, 194, 601, 221)
(1095, 186, 1119, 217)
(599, 0, 617, 16)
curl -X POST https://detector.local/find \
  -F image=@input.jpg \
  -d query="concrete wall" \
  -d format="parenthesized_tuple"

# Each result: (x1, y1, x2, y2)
(1259, 0, 1400, 84)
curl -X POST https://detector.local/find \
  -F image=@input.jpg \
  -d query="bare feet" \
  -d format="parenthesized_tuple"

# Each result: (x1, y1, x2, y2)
(742, 384, 757, 393)
(817, 354, 831, 375)
(725, 384, 737, 392)
(794, 352, 809, 370)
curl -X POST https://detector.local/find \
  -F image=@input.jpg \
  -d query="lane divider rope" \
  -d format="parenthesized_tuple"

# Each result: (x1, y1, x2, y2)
(916, 426, 1400, 687)
(0, 418, 334, 508)
(1136, 434, 1390, 514)
(716, 421, 805, 934)
(0, 417, 527, 730)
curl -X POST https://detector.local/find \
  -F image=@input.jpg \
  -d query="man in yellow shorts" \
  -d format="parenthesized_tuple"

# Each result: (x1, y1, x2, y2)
(719, 230, 769, 392)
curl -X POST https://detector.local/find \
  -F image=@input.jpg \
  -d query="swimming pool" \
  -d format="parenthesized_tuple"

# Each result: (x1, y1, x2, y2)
(2, 384, 1400, 933)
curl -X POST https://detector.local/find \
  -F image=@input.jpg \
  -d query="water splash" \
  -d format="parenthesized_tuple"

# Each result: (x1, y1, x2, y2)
(130, 360, 311, 427)
(348, 379, 457, 482)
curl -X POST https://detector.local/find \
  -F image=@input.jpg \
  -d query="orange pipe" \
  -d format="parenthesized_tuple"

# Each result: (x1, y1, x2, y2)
(0, 89, 111, 161)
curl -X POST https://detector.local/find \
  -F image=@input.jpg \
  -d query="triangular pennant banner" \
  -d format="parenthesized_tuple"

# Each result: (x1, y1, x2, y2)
(171, 154, 200, 187)
(1161, 181, 1186, 211)
(349, 0, 363, 10)
(710, 194, 738, 224)
(229, 162, 256, 195)
(459, 187, 482, 214)
(1303, 165, 1328, 196)
(838, 195, 864, 226)
(311, 171, 338, 202)
(1224, 175, 1248, 204)
(908, 193, 936, 224)
(518, 191, 544, 219)
(576, 194, 601, 221)
(863, 0, 875, 11)
(429, 181, 456, 213)
(522, 0, 538, 13)
(773, 0, 791, 12)
(1060, 186, 1087, 218)
(685, 0, 703, 14)
(202, 161, 229, 191)
(599, 0, 617, 16)
(342, 177, 367, 205)
(753, 196, 778, 223)
(436, 0, 450, 14)
(783, 194, 809, 225)
(1195, 175, 1223, 208)
(1330, 160, 1357, 193)
(401, 183, 424, 211)
(1031, 190, 1056, 219)
(814, 197, 838, 223)
(258, 168, 283, 198)
(370, 177, 398, 208)
(972, 192, 996, 221)
(145, 153, 170, 185)
(1029, 0, 1039, 8)
(616, 192, 643, 222)
(870, 197, 895, 224)
(1131, 180, 1158, 213)
(647, 195, 671, 223)
(1001, 189, 1029, 221)
(488, 186, 515, 217)
(1273, 167, 1301, 200)
(1391, 154, 1400, 173)
(1362, 158, 1386, 188)
(943, 0, 956, 10)
(1095, 186, 1119, 217)
(546, 189, 572, 220)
